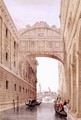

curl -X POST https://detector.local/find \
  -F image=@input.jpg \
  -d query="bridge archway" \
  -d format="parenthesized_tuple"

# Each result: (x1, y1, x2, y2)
(26, 54, 63, 64)
(37, 92, 57, 100)
(19, 22, 64, 100)
(19, 21, 64, 63)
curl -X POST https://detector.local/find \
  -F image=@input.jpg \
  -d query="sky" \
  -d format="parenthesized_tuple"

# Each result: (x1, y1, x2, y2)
(4, 0, 60, 29)
(4, 0, 60, 92)
(36, 57, 59, 92)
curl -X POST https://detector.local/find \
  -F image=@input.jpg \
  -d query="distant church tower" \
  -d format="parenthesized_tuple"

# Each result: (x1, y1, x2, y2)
(39, 83, 41, 93)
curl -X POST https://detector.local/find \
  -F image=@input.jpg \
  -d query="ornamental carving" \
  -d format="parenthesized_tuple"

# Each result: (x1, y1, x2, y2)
(19, 22, 64, 63)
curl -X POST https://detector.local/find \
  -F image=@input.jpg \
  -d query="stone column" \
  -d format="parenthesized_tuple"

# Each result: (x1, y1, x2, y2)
(76, 19, 81, 117)
(0, 17, 2, 63)
(76, 52, 81, 117)
(68, 67, 71, 109)
(70, 63, 76, 112)
(63, 59, 69, 100)
(70, 64, 74, 111)
(66, 69, 70, 100)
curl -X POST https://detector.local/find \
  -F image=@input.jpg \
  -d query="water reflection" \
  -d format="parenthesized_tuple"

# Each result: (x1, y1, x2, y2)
(0, 105, 37, 120)
(0, 103, 66, 120)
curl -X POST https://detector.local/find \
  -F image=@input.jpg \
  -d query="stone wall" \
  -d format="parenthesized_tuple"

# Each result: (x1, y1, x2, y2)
(0, 65, 36, 111)
(60, 0, 81, 119)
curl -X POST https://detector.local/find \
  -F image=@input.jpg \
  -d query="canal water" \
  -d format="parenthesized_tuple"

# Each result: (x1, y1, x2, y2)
(0, 103, 66, 120)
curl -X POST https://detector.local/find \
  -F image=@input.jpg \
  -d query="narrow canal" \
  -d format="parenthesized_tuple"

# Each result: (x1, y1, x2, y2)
(0, 103, 66, 120)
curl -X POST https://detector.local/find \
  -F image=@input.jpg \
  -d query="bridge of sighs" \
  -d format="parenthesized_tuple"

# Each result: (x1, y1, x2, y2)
(19, 22, 64, 63)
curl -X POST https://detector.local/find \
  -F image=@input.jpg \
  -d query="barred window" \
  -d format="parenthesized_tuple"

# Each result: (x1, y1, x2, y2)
(19, 86, 21, 92)
(14, 84, 16, 91)
(6, 81, 9, 89)
(6, 52, 8, 61)
(6, 28, 8, 37)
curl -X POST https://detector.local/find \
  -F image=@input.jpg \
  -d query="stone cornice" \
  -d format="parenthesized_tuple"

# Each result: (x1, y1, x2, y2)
(0, 0, 19, 42)
(19, 21, 61, 36)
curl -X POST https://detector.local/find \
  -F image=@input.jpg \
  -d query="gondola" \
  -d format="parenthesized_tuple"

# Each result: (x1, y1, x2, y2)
(55, 109, 67, 117)
(54, 105, 67, 117)
(25, 99, 42, 107)
(25, 103, 36, 107)
(25, 100, 36, 107)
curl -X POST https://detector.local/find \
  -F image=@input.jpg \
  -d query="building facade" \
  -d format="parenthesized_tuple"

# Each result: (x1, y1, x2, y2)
(59, 0, 81, 119)
(0, 0, 37, 111)
(0, 0, 81, 119)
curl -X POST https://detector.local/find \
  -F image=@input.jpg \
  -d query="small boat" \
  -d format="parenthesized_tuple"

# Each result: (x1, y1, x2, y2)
(54, 105, 67, 117)
(25, 99, 42, 107)
(55, 109, 67, 117)
(25, 99, 37, 107)
(25, 103, 36, 107)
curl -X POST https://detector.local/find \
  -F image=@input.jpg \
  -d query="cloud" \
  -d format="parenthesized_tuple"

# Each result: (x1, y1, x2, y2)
(4, 0, 60, 29)
(9, 0, 60, 6)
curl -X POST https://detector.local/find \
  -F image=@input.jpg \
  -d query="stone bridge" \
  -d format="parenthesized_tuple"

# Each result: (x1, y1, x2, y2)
(37, 91, 58, 100)
(19, 21, 64, 63)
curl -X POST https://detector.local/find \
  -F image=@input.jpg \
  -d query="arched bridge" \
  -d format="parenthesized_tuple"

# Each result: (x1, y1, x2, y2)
(37, 91, 58, 100)
(19, 21, 64, 63)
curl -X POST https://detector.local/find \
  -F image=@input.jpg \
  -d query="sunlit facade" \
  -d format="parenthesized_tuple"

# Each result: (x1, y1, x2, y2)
(0, 0, 37, 110)
(0, 0, 81, 119)
(59, 0, 81, 119)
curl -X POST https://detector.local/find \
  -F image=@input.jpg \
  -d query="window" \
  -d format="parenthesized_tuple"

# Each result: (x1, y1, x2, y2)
(14, 61, 16, 67)
(6, 81, 9, 89)
(19, 86, 21, 92)
(23, 87, 24, 92)
(14, 41, 16, 49)
(6, 28, 8, 37)
(26, 89, 27, 93)
(14, 84, 16, 91)
(6, 52, 8, 61)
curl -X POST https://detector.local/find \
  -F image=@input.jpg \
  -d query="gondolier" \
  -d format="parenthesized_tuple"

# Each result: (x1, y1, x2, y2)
(29, 97, 32, 104)
(54, 96, 67, 118)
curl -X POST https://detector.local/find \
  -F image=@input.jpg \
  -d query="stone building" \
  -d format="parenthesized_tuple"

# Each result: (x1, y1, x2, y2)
(0, 0, 37, 111)
(59, 0, 81, 119)
(0, 0, 81, 119)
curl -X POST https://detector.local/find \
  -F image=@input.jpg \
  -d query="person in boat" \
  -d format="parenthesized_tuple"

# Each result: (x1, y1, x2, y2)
(63, 100, 69, 109)
(59, 101, 63, 112)
(55, 96, 61, 111)
(54, 100, 57, 109)
(66, 99, 70, 109)
(63, 101, 69, 117)
(59, 100, 69, 112)
(54, 98, 69, 118)
(29, 97, 32, 104)
(63, 100, 67, 106)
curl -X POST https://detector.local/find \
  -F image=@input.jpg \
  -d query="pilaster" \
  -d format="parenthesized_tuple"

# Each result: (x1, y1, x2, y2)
(70, 64, 76, 112)
(67, 67, 71, 109)
(76, 52, 81, 117)
(70, 64, 74, 111)
(0, 17, 2, 63)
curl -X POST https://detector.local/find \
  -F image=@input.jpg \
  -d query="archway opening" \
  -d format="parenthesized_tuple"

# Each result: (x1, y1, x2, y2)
(36, 57, 60, 95)
(42, 96, 55, 103)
